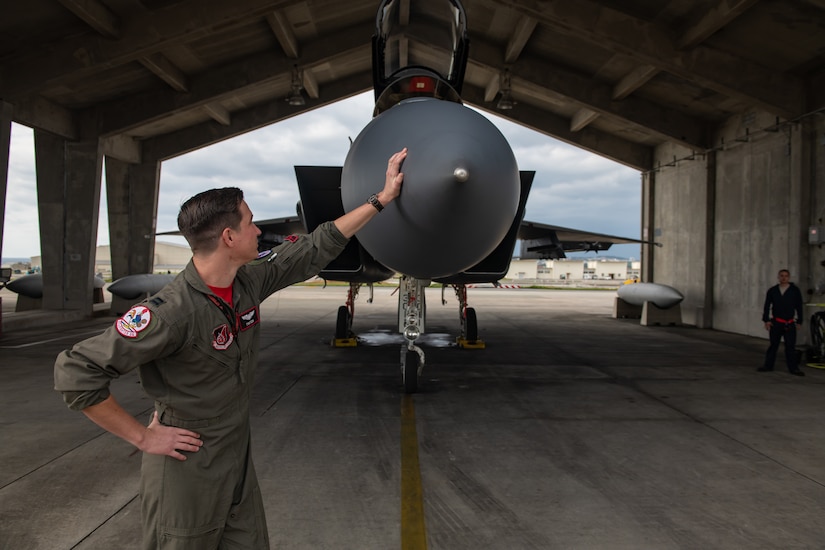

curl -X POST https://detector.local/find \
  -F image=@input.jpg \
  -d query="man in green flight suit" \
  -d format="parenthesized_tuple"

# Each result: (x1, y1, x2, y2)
(54, 148, 407, 549)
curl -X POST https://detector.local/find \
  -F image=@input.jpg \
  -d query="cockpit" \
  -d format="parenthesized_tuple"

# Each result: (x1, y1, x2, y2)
(371, 0, 469, 115)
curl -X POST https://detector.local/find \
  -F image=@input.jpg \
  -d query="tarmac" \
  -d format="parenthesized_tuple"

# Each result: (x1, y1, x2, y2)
(1, 284, 824, 549)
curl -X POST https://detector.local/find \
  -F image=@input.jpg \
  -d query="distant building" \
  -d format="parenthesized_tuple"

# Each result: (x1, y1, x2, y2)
(537, 259, 586, 281)
(506, 259, 540, 280)
(506, 257, 630, 282)
(586, 259, 628, 280)
(31, 241, 192, 280)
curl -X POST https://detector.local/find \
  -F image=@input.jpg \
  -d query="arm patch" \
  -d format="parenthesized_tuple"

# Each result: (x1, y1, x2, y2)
(115, 305, 154, 339)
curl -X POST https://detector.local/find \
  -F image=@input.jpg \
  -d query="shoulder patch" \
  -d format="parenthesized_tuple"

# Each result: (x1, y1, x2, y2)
(285, 234, 300, 243)
(116, 305, 153, 338)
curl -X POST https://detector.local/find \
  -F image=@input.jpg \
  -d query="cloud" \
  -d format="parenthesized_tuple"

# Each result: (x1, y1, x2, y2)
(3, 91, 641, 260)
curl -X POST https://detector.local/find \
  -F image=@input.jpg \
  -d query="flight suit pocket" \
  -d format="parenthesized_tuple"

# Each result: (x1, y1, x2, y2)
(157, 406, 221, 429)
(159, 522, 222, 550)
(190, 339, 243, 387)
(191, 340, 237, 370)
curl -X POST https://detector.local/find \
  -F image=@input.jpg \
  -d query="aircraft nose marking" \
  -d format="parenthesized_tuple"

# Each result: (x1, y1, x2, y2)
(401, 395, 428, 548)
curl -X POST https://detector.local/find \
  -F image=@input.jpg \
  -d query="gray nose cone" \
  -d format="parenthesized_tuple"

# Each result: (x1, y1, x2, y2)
(341, 98, 520, 279)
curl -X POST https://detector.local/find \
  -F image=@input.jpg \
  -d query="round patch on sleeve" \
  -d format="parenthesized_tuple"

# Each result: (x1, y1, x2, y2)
(116, 305, 153, 338)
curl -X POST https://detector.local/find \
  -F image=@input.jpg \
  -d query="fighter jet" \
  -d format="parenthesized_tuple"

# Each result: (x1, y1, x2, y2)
(249, 0, 653, 393)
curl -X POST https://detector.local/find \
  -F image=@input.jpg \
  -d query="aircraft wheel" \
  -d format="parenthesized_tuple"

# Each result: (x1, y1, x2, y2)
(403, 350, 419, 394)
(465, 307, 478, 342)
(335, 306, 351, 339)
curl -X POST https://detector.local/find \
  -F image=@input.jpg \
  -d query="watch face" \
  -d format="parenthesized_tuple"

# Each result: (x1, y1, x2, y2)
(369, 194, 383, 211)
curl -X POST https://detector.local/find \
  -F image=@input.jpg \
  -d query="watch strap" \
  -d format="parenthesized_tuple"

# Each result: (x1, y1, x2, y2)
(367, 193, 384, 212)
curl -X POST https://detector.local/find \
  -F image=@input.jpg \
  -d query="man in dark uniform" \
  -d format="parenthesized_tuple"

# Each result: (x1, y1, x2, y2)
(54, 148, 407, 549)
(759, 268, 805, 376)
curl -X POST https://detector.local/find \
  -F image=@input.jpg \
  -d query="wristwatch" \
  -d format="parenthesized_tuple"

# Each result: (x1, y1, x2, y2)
(367, 193, 384, 212)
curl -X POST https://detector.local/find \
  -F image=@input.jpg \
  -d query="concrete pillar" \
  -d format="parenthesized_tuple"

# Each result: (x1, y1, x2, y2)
(700, 151, 716, 329)
(105, 157, 161, 315)
(790, 120, 813, 296)
(0, 103, 10, 331)
(34, 130, 67, 310)
(104, 157, 161, 279)
(34, 131, 102, 312)
(0, 102, 11, 261)
(641, 170, 655, 282)
(64, 140, 103, 312)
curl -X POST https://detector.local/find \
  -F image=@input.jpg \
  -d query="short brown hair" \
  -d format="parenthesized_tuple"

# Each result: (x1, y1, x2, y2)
(177, 187, 244, 253)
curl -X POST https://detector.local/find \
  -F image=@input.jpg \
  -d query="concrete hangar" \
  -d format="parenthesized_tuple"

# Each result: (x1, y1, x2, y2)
(0, 0, 823, 339)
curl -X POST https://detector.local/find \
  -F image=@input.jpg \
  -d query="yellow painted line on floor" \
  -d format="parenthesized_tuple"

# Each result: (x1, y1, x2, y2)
(401, 395, 427, 550)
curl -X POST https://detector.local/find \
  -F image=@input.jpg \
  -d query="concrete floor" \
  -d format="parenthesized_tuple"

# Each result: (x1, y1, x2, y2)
(1, 285, 824, 549)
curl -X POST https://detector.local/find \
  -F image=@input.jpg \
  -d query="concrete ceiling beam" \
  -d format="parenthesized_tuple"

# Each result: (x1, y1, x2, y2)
(612, 65, 659, 100)
(79, 21, 372, 138)
(266, 10, 300, 59)
(570, 109, 600, 132)
(504, 16, 537, 63)
(0, 0, 305, 98)
(461, 34, 711, 150)
(203, 103, 231, 126)
(139, 54, 189, 92)
(497, 0, 806, 118)
(461, 84, 653, 171)
(11, 97, 77, 140)
(100, 134, 141, 163)
(56, 0, 120, 39)
(677, 0, 758, 50)
(142, 71, 372, 162)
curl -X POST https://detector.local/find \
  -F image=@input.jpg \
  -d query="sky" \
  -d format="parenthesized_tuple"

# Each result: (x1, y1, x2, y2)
(3, 91, 642, 261)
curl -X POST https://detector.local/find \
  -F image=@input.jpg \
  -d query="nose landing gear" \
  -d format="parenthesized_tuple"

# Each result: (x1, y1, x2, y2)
(399, 276, 427, 393)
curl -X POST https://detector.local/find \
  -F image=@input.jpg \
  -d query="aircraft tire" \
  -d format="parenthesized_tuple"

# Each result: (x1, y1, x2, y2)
(403, 350, 419, 394)
(335, 306, 351, 340)
(465, 307, 478, 342)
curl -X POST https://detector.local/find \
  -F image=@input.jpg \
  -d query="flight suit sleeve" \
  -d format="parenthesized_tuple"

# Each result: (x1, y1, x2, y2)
(762, 289, 772, 323)
(54, 306, 182, 411)
(250, 221, 349, 298)
(793, 286, 804, 325)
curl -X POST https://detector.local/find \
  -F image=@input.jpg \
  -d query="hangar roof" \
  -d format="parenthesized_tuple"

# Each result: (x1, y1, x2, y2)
(2, 0, 824, 170)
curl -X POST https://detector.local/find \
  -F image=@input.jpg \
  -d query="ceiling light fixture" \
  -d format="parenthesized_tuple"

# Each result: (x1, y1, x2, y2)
(496, 69, 515, 111)
(286, 65, 306, 107)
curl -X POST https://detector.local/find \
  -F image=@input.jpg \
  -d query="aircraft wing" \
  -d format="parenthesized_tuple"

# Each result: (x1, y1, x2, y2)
(517, 220, 658, 259)
(157, 215, 307, 250)
(249, 216, 306, 249)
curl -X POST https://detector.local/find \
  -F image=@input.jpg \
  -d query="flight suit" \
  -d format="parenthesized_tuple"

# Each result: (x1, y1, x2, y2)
(54, 221, 348, 550)
(762, 282, 804, 372)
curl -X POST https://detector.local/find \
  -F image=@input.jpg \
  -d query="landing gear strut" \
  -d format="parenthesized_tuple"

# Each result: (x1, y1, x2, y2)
(443, 284, 485, 349)
(332, 283, 373, 347)
(399, 276, 427, 393)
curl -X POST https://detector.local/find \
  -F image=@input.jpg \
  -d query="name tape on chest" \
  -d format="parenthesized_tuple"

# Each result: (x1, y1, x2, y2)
(239, 306, 260, 331)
